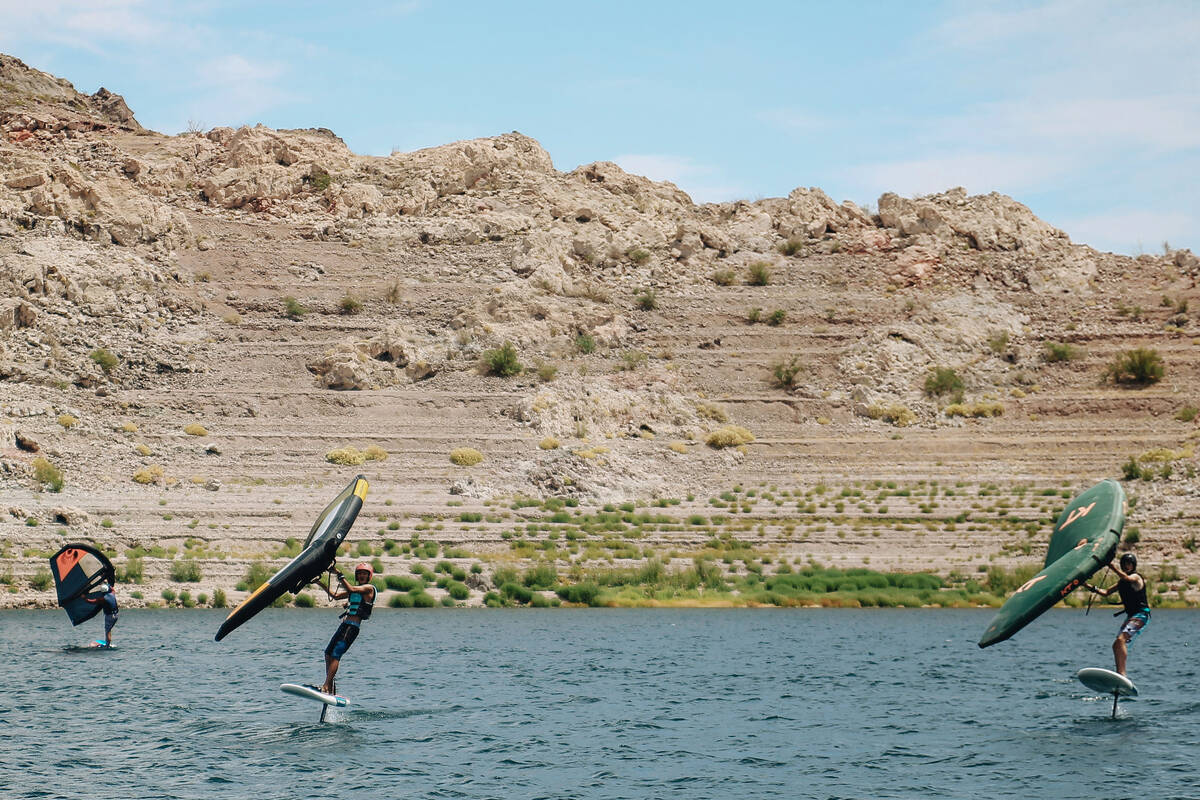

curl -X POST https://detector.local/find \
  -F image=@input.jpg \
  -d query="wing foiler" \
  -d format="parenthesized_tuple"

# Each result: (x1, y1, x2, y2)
(978, 479, 1124, 648)
(49, 543, 116, 626)
(215, 474, 368, 641)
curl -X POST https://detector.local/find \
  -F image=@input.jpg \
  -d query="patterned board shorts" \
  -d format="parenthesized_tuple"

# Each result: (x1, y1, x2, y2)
(325, 620, 360, 660)
(1119, 610, 1150, 644)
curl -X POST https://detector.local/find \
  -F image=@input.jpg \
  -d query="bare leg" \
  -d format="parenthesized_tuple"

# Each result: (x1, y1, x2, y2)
(321, 655, 340, 695)
(1113, 635, 1128, 675)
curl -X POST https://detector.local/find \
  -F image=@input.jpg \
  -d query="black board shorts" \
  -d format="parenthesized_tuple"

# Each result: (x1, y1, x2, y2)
(325, 621, 360, 659)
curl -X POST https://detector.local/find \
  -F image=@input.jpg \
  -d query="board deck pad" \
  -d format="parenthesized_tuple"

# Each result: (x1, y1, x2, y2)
(281, 683, 349, 707)
(1077, 667, 1138, 697)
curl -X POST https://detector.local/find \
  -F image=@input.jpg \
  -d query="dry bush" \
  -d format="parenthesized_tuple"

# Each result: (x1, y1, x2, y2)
(364, 445, 388, 461)
(944, 402, 1004, 418)
(539, 437, 561, 450)
(695, 403, 728, 423)
(133, 465, 165, 484)
(326, 446, 367, 466)
(32, 457, 63, 492)
(121, 422, 138, 433)
(705, 425, 755, 449)
(135, 443, 152, 456)
(184, 423, 208, 436)
(866, 404, 916, 427)
(222, 312, 242, 326)
(669, 441, 689, 454)
(57, 414, 78, 429)
(712, 269, 736, 286)
(450, 447, 484, 466)
(385, 280, 403, 304)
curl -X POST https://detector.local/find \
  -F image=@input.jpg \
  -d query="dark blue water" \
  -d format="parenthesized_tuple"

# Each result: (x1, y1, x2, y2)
(2, 608, 1197, 799)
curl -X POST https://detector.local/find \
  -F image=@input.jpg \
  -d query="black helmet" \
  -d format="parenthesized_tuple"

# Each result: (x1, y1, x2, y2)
(1119, 552, 1137, 571)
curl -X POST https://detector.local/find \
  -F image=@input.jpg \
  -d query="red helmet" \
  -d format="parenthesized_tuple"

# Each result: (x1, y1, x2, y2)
(354, 562, 374, 581)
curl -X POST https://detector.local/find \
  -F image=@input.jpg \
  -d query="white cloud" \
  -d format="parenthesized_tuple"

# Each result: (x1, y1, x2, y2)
(1056, 209, 1195, 256)
(848, 151, 1068, 199)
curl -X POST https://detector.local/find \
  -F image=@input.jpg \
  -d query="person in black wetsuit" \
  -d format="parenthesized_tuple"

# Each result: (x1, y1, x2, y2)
(1085, 553, 1150, 676)
(316, 563, 376, 695)
(85, 582, 119, 647)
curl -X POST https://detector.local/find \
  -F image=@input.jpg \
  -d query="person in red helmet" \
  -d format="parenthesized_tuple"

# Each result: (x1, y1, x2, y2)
(315, 562, 376, 696)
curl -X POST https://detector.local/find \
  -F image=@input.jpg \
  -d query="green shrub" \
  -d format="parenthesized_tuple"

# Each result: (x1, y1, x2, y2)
(389, 592, 415, 608)
(89, 348, 119, 374)
(283, 296, 308, 320)
(536, 362, 558, 382)
(308, 167, 332, 191)
(294, 593, 315, 608)
(1105, 348, 1164, 385)
(747, 307, 762, 324)
(386, 575, 422, 591)
(523, 563, 558, 590)
(482, 342, 522, 376)
(627, 248, 651, 265)
(1175, 405, 1198, 422)
(338, 293, 363, 315)
(987, 331, 1009, 355)
(179, 590, 195, 608)
(770, 356, 802, 389)
(501, 582, 534, 604)
(121, 556, 144, 584)
(575, 333, 597, 354)
(197, 593, 208, 605)
(619, 350, 647, 371)
(1121, 457, 1142, 481)
(32, 457, 63, 492)
(161, 588, 177, 603)
(30, 570, 52, 591)
(634, 288, 657, 310)
(170, 559, 202, 583)
(411, 591, 436, 608)
(924, 367, 964, 398)
(767, 309, 786, 326)
(244, 562, 273, 591)
(778, 237, 804, 256)
(747, 262, 772, 286)
(1043, 341, 1080, 362)
(212, 588, 227, 608)
(448, 582, 470, 600)
(712, 269, 736, 286)
(556, 581, 602, 606)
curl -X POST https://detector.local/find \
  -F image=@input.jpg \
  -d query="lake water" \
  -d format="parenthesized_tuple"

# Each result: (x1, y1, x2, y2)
(2, 608, 1197, 799)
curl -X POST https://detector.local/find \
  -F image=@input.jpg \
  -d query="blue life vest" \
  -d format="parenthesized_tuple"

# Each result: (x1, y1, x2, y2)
(344, 588, 374, 620)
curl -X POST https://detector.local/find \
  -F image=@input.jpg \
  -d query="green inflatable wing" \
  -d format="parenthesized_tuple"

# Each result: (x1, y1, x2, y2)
(215, 474, 368, 641)
(978, 479, 1124, 648)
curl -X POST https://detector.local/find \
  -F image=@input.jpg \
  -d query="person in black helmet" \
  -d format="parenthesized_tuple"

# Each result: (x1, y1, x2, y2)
(1085, 552, 1150, 676)
(85, 581, 119, 647)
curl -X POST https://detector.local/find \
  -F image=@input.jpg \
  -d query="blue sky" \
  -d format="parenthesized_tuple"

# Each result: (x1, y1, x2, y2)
(2, 0, 1196, 255)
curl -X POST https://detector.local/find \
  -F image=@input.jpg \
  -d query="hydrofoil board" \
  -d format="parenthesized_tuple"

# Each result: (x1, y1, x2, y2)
(1077, 667, 1137, 697)
(281, 683, 348, 707)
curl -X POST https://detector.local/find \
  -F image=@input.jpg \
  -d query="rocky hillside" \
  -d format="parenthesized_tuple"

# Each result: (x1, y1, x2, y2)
(2, 53, 1197, 610)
